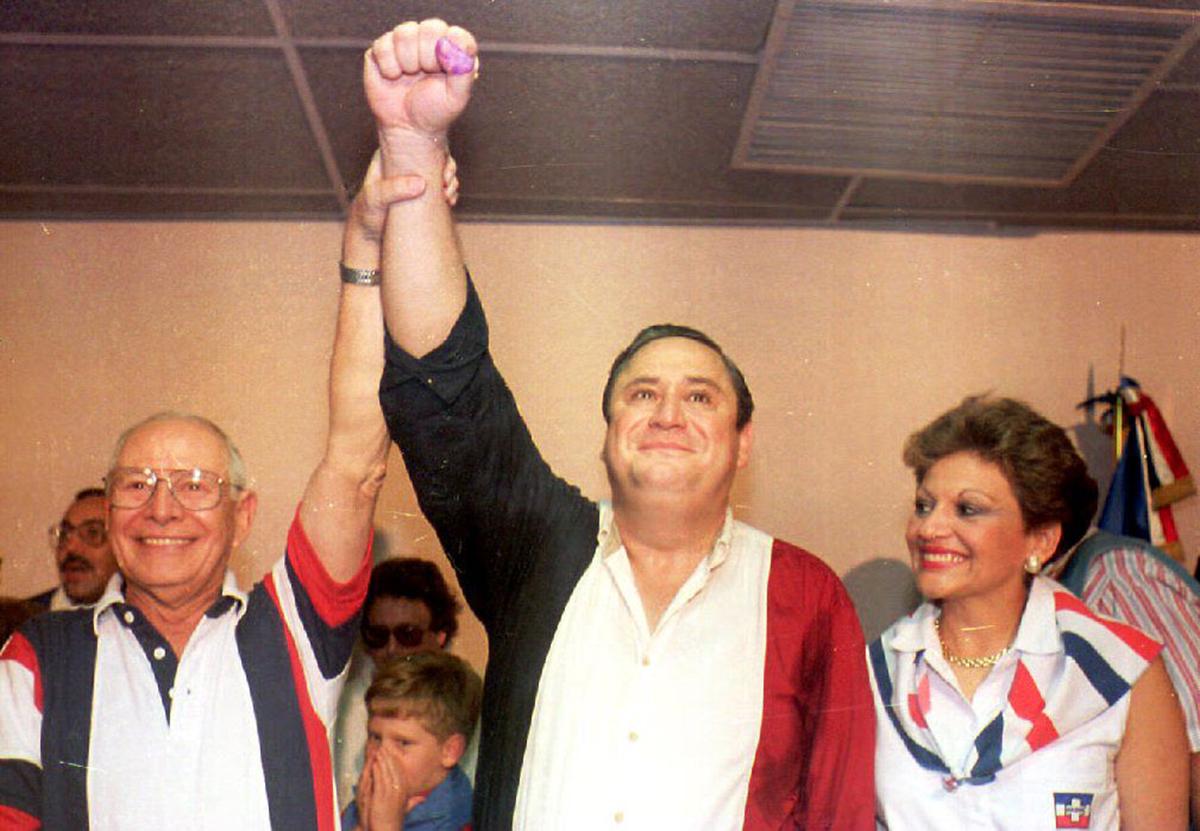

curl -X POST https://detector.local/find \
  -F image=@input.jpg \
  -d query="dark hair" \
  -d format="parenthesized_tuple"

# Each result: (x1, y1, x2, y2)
(601, 324, 754, 429)
(364, 558, 461, 646)
(903, 395, 1099, 560)
(365, 651, 482, 741)
(74, 487, 106, 502)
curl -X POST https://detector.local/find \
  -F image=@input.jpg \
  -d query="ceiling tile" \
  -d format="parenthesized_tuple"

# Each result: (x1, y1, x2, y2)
(847, 151, 1199, 219)
(1164, 42, 1200, 84)
(305, 48, 849, 219)
(1, 1, 275, 37)
(0, 190, 342, 218)
(1105, 88, 1200, 154)
(0, 44, 331, 190)
(848, 89, 1200, 221)
(737, 1, 1192, 185)
(456, 196, 834, 223)
(2, 0, 1197, 228)
(281, 0, 776, 52)
(1024, 0, 1200, 8)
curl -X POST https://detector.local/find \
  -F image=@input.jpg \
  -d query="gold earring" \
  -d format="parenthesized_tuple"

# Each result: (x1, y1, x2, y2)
(1024, 554, 1041, 574)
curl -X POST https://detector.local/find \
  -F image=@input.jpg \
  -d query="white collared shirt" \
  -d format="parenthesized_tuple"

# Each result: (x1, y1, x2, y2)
(86, 571, 276, 830)
(874, 580, 1126, 830)
(513, 502, 774, 831)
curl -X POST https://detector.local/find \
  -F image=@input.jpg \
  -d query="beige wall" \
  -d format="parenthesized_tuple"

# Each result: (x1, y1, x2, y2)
(2, 220, 1197, 671)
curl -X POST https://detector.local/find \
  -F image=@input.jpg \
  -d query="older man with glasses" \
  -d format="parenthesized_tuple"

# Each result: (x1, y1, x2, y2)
(30, 487, 118, 610)
(0, 161, 437, 828)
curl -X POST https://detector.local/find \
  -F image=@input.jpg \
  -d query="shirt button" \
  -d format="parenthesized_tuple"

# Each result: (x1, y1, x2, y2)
(168, 687, 175, 699)
(614, 812, 624, 823)
(628, 731, 638, 742)
(641, 656, 650, 667)
(152, 646, 166, 661)
(123, 611, 135, 624)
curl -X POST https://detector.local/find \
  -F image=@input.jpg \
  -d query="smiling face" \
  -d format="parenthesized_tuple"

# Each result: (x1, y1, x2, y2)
(906, 451, 1058, 608)
(602, 336, 752, 512)
(55, 494, 118, 604)
(107, 419, 256, 612)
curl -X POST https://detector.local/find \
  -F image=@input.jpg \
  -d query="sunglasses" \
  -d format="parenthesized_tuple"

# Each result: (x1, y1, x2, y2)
(361, 623, 430, 650)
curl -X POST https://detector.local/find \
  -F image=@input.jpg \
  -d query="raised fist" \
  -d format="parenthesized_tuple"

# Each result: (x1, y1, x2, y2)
(364, 19, 478, 142)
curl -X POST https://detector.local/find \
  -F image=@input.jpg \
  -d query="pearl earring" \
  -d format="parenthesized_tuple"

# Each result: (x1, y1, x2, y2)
(1024, 554, 1041, 574)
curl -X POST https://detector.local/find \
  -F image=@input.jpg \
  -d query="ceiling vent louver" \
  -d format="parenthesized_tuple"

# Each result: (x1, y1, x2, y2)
(734, 0, 1200, 186)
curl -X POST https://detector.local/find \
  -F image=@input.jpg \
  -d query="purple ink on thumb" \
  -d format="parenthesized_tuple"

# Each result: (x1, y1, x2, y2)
(436, 37, 475, 76)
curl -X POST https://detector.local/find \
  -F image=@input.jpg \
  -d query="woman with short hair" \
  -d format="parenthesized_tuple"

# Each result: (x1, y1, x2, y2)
(870, 395, 1188, 829)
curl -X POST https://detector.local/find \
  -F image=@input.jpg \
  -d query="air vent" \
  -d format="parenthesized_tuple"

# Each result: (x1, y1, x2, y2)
(734, 0, 1199, 186)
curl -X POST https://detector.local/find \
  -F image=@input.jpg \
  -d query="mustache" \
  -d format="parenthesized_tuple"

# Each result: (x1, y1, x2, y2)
(58, 554, 95, 573)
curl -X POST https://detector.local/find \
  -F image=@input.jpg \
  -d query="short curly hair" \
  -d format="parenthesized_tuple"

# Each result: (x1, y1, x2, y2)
(902, 395, 1098, 561)
(364, 558, 462, 646)
(366, 652, 482, 742)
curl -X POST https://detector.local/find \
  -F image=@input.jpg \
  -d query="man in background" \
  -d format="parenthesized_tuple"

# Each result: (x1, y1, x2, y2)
(30, 487, 117, 609)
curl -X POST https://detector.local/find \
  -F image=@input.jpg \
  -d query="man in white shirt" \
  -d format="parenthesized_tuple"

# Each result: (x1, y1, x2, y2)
(366, 19, 876, 831)
(0, 156, 436, 828)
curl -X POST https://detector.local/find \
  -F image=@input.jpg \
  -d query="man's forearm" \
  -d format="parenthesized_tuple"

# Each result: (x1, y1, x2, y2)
(300, 278, 390, 583)
(378, 131, 467, 359)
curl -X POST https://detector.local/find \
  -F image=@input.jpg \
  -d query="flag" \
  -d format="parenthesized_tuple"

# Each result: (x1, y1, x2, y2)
(1054, 792, 1094, 828)
(1095, 377, 1195, 561)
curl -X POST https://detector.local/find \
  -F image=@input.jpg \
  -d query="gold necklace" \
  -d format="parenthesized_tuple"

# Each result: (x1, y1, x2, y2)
(934, 616, 1010, 669)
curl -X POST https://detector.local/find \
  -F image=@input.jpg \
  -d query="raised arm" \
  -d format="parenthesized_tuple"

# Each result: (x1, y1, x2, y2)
(298, 156, 432, 581)
(365, 19, 478, 357)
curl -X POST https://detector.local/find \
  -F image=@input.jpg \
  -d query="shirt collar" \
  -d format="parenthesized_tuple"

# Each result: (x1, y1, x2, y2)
(1010, 576, 1062, 655)
(93, 569, 248, 633)
(885, 575, 1063, 656)
(49, 586, 86, 612)
(885, 600, 935, 654)
(595, 500, 737, 571)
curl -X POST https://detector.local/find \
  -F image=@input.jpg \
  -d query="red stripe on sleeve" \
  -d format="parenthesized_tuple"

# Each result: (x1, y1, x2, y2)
(264, 574, 336, 831)
(285, 506, 372, 628)
(0, 633, 42, 713)
(0, 805, 40, 830)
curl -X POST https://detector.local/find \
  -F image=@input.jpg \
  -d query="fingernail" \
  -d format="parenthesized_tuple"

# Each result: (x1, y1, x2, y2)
(436, 37, 475, 76)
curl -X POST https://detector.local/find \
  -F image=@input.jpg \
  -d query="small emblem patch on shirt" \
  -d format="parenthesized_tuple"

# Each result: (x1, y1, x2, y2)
(1054, 792, 1094, 829)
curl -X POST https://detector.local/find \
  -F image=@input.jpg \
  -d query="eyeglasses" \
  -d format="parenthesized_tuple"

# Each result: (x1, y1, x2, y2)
(105, 467, 238, 511)
(48, 519, 108, 549)
(361, 623, 430, 650)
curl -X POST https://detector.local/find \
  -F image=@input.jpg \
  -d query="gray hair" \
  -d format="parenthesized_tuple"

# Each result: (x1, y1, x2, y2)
(109, 411, 249, 488)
